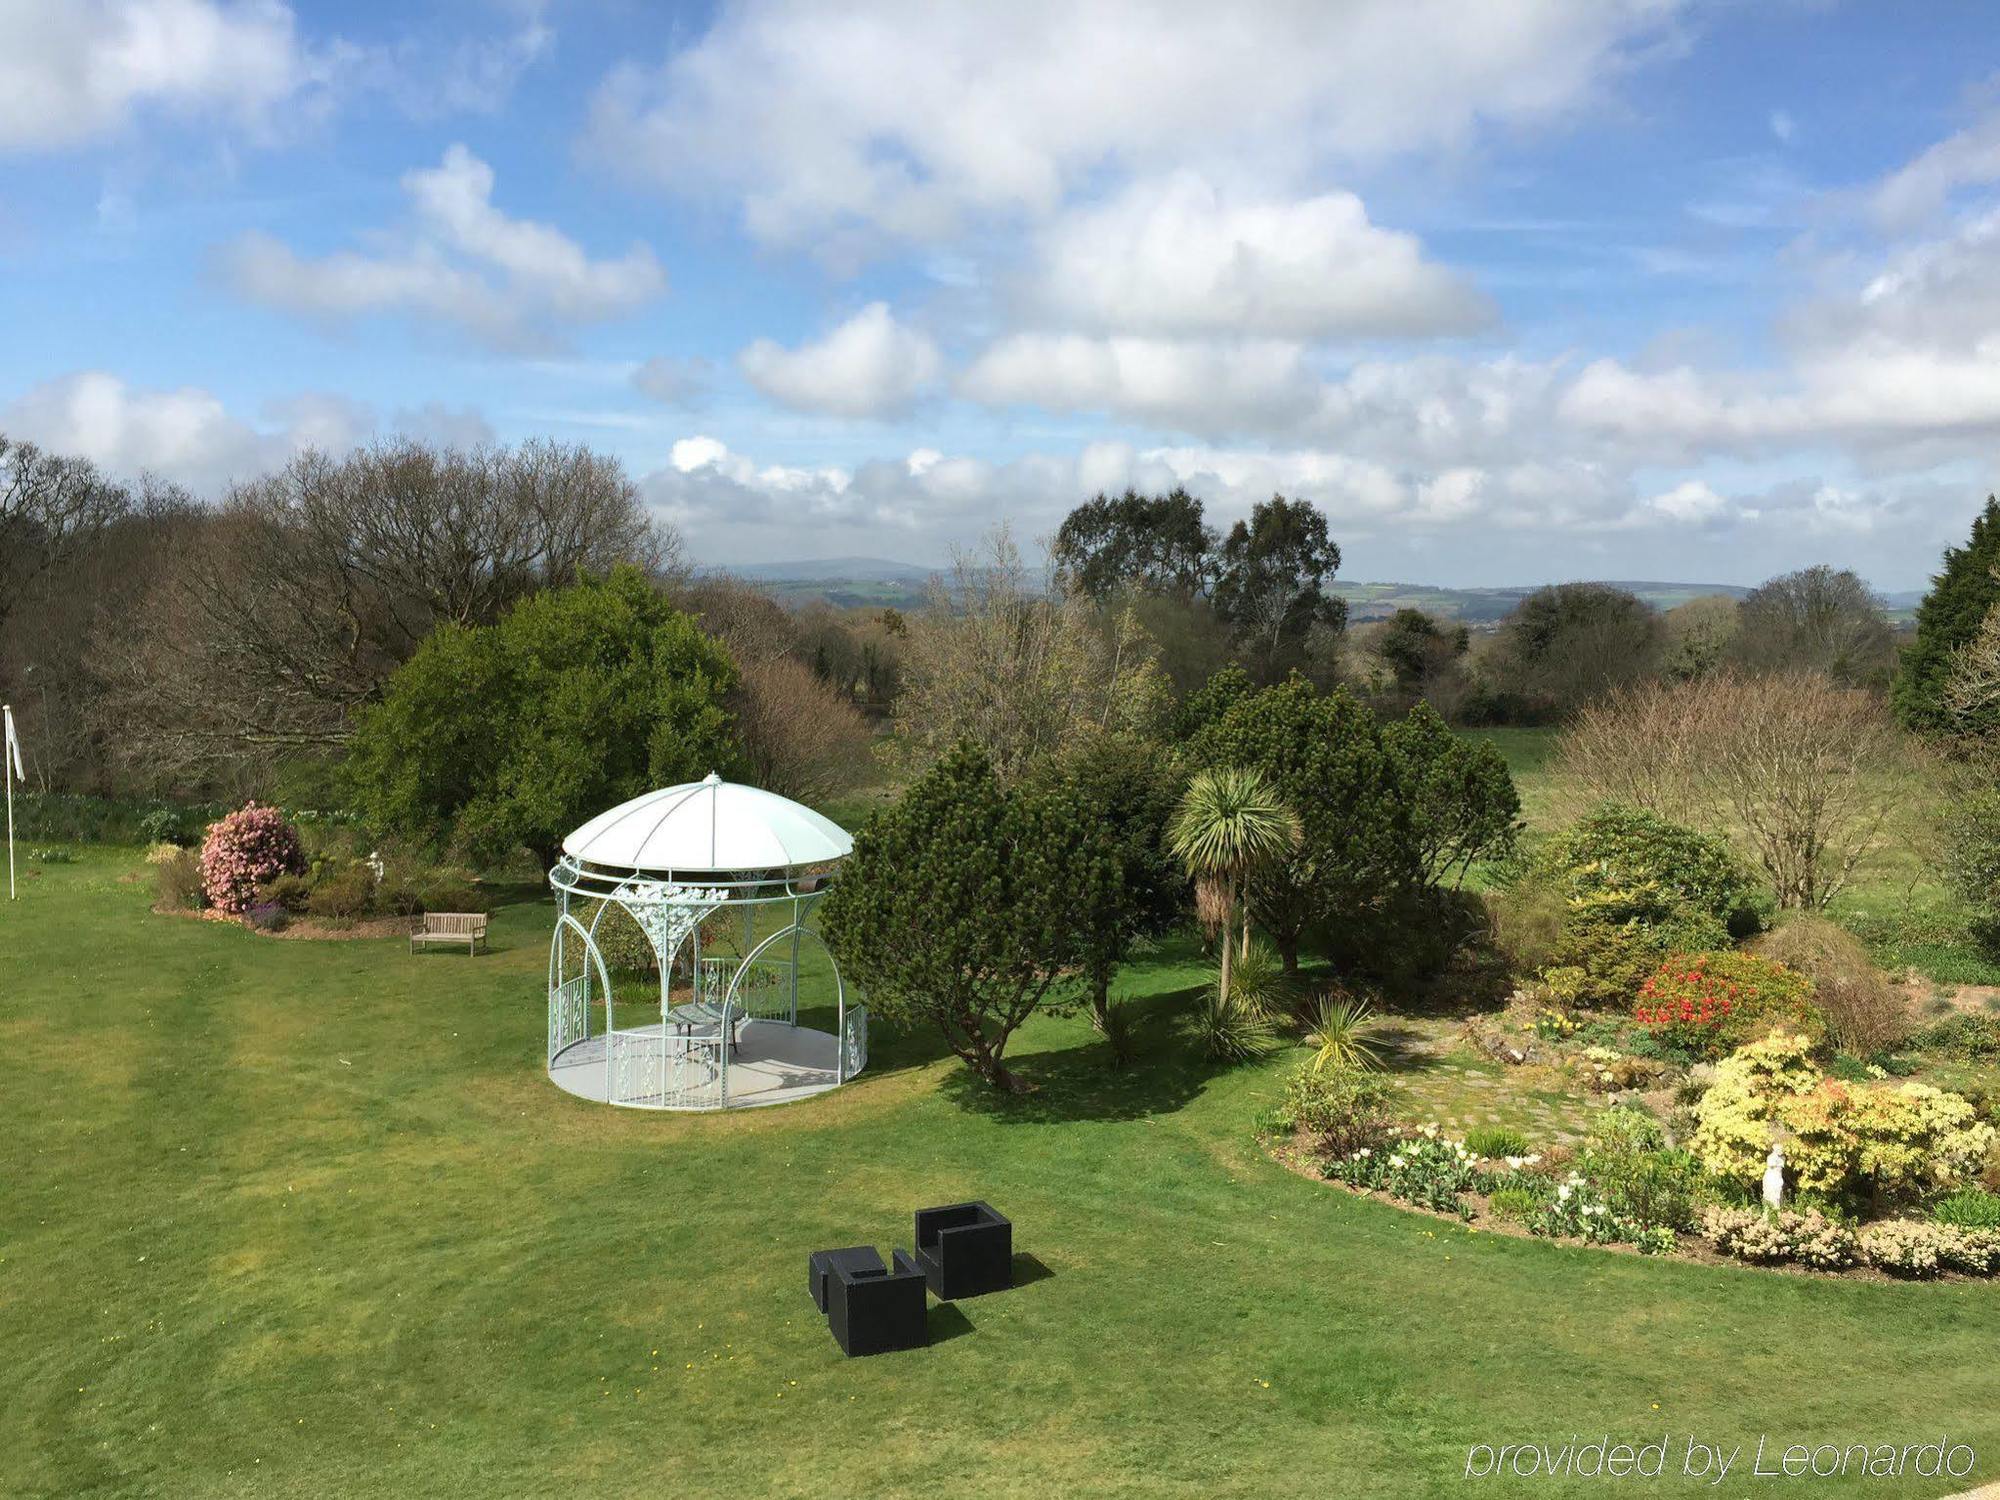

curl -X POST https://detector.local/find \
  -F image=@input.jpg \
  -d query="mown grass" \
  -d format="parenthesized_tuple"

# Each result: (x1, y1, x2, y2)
(3, 849, 1999, 1497)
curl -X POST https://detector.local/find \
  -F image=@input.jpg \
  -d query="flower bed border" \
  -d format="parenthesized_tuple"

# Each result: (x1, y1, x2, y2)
(1261, 1132, 1994, 1286)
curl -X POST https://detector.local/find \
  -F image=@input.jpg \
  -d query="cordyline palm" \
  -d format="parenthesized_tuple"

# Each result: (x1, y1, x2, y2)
(1167, 767, 1301, 1006)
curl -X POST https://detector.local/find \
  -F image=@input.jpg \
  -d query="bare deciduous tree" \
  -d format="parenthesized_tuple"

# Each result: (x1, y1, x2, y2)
(1730, 565, 1895, 686)
(893, 529, 1169, 781)
(732, 655, 877, 805)
(0, 435, 133, 632)
(1557, 672, 1900, 909)
(91, 437, 680, 785)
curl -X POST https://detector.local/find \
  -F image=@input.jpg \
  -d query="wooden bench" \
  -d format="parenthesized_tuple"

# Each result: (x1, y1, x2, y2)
(411, 911, 488, 955)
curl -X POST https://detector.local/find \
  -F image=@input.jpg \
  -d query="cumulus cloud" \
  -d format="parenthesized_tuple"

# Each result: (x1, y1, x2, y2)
(1030, 173, 1493, 339)
(637, 416, 1988, 585)
(960, 334, 1320, 435)
(226, 144, 665, 348)
(0, 370, 367, 491)
(738, 303, 942, 417)
(0, 0, 329, 151)
(590, 0, 1684, 251)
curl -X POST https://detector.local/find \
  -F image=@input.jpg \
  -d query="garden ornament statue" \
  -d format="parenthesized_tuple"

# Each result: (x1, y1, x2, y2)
(1762, 1140, 1786, 1211)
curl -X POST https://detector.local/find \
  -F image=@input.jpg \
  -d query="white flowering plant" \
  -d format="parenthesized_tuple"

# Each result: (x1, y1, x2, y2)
(1327, 1123, 1484, 1217)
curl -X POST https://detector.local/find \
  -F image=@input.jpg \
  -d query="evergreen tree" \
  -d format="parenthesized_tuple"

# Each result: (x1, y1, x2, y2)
(1895, 496, 2000, 736)
(820, 744, 1111, 1090)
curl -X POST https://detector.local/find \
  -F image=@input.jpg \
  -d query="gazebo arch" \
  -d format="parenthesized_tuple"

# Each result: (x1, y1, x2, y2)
(543, 773, 865, 1111)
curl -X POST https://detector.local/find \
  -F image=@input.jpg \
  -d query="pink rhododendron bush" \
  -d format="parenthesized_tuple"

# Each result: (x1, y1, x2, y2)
(199, 803, 307, 915)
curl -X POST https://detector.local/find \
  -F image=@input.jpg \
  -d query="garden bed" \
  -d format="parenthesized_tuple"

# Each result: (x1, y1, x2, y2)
(1262, 1129, 1990, 1285)
(153, 905, 416, 942)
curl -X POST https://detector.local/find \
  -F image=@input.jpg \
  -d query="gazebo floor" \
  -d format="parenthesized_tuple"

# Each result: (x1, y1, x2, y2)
(547, 1020, 846, 1110)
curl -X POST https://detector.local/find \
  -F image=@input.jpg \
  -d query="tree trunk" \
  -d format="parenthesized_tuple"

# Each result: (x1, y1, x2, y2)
(1219, 912, 1235, 1006)
(1276, 932, 1301, 975)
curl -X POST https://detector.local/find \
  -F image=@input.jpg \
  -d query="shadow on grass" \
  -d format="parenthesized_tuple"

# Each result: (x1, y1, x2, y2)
(925, 1303, 975, 1344)
(1011, 1252, 1055, 1287)
(937, 983, 1217, 1124)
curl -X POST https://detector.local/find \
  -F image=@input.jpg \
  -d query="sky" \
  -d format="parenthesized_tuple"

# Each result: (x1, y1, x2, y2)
(4, 1, 2000, 587)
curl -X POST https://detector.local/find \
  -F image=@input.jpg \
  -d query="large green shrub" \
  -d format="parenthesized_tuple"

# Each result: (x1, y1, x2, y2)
(821, 744, 1112, 1090)
(347, 567, 738, 866)
(1941, 788, 2000, 944)
(1525, 803, 1757, 1006)
(1026, 733, 1185, 1040)
(1539, 803, 1759, 930)
(1379, 703, 1521, 890)
(306, 864, 377, 921)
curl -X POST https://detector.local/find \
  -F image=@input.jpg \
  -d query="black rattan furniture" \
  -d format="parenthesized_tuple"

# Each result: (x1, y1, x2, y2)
(809, 1245, 884, 1314)
(912, 1201, 1012, 1299)
(827, 1249, 928, 1356)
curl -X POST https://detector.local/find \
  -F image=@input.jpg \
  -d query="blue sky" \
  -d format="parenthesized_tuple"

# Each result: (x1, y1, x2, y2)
(5, 1, 2000, 587)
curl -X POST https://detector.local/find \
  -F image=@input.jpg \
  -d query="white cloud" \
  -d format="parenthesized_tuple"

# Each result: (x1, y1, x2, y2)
(961, 333, 1320, 435)
(1871, 103, 2000, 229)
(226, 144, 664, 347)
(738, 303, 941, 417)
(590, 0, 1685, 252)
(0, 0, 326, 151)
(1031, 173, 1492, 339)
(1645, 478, 1727, 523)
(1768, 109, 1796, 145)
(0, 370, 366, 490)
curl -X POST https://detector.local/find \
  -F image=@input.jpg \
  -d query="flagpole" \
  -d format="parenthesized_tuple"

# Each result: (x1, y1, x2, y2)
(3, 704, 14, 902)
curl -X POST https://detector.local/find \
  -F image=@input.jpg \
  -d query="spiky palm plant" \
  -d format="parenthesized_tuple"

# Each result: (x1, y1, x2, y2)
(1188, 986, 1279, 1064)
(1303, 992, 1386, 1076)
(1166, 767, 1301, 1005)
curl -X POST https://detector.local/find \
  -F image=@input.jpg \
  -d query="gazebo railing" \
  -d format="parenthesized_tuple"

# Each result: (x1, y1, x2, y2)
(609, 1029, 723, 1110)
(549, 974, 588, 1062)
(698, 955, 794, 1025)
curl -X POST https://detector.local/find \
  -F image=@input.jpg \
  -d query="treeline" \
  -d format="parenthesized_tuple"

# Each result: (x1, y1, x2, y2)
(1044, 486, 1919, 728)
(0, 432, 894, 805)
(10, 418, 1999, 819)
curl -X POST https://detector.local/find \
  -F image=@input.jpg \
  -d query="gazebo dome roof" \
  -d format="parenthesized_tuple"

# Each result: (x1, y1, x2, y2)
(561, 773, 853, 874)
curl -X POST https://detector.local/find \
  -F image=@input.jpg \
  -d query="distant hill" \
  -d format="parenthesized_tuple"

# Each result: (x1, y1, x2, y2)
(1332, 580, 1755, 625)
(715, 564, 1922, 622)
(714, 556, 940, 583)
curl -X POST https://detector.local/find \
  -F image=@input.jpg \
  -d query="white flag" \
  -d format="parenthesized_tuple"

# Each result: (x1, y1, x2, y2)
(3, 705, 21, 780)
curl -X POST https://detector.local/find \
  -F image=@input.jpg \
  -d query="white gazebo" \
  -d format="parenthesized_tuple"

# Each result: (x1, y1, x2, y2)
(545, 773, 865, 1111)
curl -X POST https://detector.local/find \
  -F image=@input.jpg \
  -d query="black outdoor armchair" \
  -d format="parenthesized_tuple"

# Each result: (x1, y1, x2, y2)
(808, 1245, 884, 1314)
(826, 1249, 929, 1356)
(912, 1201, 1012, 1299)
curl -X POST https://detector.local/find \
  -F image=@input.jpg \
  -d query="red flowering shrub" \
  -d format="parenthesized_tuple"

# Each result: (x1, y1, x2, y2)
(199, 803, 307, 915)
(1635, 950, 1821, 1058)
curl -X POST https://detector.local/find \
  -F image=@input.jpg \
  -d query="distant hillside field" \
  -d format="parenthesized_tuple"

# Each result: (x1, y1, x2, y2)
(711, 566, 1923, 622)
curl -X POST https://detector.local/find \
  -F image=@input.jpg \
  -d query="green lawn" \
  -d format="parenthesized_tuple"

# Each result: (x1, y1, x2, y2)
(4, 849, 1999, 1498)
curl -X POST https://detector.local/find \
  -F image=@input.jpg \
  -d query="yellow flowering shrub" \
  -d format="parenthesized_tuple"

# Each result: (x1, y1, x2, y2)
(1690, 1032, 1997, 1202)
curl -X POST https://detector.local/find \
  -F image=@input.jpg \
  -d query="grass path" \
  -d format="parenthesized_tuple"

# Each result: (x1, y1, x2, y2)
(3, 850, 1998, 1497)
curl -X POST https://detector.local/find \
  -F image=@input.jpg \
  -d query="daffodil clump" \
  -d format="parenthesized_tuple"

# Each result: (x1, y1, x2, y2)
(1327, 1123, 1484, 1217)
